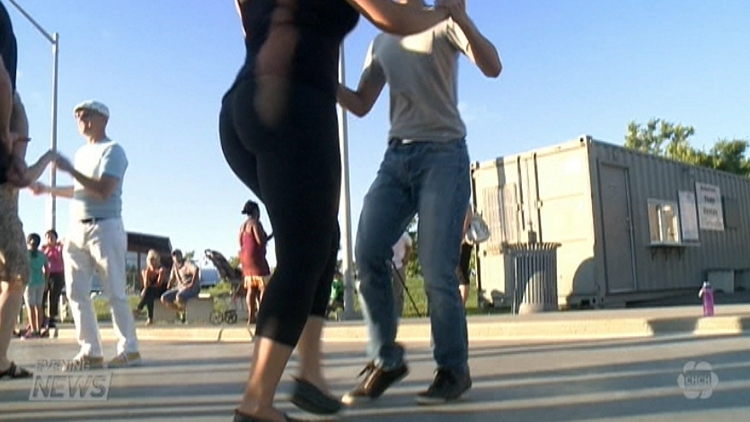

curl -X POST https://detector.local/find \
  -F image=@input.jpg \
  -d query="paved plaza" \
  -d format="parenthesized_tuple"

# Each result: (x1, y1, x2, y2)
(1, 333, 749, 422)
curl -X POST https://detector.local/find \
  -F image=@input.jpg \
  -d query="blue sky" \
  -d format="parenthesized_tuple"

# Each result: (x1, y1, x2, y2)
(10, 1, 750, 266)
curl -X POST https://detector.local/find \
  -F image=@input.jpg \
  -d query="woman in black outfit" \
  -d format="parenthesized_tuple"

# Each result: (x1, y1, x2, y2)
(134, 249, 167, 325)
(219, 1, 450, 421)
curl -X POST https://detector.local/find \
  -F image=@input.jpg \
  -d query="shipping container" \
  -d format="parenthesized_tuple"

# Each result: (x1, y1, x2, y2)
(472, 135, 750, 309)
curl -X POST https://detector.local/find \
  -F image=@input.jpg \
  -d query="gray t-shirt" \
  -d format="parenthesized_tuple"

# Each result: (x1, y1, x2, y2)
(69, 138, 128, 220)
(170, 260, 201, 292)
(361, 19, 470, 142)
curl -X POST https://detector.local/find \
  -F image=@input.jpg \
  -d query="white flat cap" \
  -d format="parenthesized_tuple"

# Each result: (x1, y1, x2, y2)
(73, 100, 109, 118)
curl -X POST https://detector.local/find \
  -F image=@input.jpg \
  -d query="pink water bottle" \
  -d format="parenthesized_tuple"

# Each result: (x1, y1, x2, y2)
(699, 282, 714, 317)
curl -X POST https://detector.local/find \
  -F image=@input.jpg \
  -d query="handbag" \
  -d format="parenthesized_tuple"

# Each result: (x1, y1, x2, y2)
(465, 212, 490, 244)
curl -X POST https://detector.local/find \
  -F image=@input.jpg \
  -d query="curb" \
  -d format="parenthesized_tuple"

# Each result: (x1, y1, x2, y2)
(52, 312, 750, 343)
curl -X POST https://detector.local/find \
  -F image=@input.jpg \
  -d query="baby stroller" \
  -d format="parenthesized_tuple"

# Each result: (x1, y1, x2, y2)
(204, 249, 245, 325)
(326, 274, 345, 320)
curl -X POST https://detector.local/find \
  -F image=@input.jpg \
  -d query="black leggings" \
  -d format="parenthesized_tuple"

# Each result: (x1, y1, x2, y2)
(219, 78, 340, 347)
(137, 286, 162, 320)
(44, 272, 65, 323)
(457, 243, 473, 286)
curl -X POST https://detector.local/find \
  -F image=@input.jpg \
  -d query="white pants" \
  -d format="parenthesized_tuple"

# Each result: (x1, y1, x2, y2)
(64, 218, 138, 357)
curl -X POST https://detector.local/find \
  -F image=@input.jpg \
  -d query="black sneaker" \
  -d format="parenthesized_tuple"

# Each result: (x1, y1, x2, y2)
(416, 367, 472, 405)
(341, 361, 409, 405)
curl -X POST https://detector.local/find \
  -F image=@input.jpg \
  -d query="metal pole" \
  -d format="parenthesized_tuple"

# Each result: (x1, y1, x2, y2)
(7, 0, 55, 44)
(48, 33, 59, 230)
(7, 0, 59, 230)
(337, 44, 358, 320)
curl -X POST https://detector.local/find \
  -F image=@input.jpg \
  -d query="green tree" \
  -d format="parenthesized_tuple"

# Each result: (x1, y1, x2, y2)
(703, 140, 750, 177)
(624, 118, 696, 158)
(624, 119, 750, 177)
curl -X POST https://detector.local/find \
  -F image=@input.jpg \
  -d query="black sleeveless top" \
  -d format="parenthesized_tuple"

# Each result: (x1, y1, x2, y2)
(235, 0, 359, 97)
(0, 3, 17, 91)
(0, 3, 17, 185)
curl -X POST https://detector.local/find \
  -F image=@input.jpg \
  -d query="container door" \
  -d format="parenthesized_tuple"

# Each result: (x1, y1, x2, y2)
(599, 164, 637, 292)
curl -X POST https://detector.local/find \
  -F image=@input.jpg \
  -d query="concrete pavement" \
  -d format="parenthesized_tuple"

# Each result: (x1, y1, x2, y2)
(1, 335, 749, 421)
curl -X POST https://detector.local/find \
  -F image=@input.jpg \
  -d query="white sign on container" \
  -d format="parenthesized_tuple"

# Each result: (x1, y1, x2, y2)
(695, 183, 724, 231)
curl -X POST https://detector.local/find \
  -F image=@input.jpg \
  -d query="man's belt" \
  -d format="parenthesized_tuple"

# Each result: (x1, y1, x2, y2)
(80, 217, 109, 224)
(388, 137, 418, 148)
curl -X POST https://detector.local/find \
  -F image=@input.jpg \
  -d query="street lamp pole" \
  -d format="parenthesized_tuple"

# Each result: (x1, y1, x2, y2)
(8, 0, 59, 231)
(338, 44, 358, 320)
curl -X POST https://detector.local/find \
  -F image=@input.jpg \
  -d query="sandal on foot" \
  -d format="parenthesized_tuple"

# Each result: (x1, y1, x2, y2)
(0, 362, 33, 380)
(233, 409, 302, 422)
(291, 377, 342, 415)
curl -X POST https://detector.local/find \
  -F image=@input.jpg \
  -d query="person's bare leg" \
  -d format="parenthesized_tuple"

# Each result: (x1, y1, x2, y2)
(24, 298, 34, 333)
(0, 280, 25, 370)
(161, 299, 179, 312)
(257, 285, 265, 311)
(250, 286, 255, 324)
(36, 305, 43, 331)
(294, 316, 331, 394)
(247, 287, 259, 324)
(237, 336, 294, 422)
(459, 284, 469, 308)
(30, 305, 40, 333)
(250, 288, 264, 325)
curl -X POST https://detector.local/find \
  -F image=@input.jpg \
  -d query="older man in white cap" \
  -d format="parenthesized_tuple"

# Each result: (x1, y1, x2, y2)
(32, 100, 140, 369)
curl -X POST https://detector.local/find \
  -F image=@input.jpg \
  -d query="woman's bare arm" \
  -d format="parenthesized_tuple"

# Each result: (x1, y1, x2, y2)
(141, 269, 149, 289)
(347, 0, 449, 35)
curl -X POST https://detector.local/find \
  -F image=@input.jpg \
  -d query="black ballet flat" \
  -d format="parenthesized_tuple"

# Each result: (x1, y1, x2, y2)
(290, 377, 343, 415)
(233, 409, 301, 422)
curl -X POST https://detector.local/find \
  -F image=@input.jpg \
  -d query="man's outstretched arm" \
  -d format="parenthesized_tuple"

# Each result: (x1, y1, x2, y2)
(440, 0, 502, 78)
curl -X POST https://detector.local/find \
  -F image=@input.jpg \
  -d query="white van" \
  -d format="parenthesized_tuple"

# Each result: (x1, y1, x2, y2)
(194, 256, 220, 288)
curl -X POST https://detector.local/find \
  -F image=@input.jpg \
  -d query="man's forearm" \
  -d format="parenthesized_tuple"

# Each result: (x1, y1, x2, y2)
(68, 168, 109, 200)
(458, 17, 502, 78)
(336, 82, 381, 118)
(336, 84, 364, 116)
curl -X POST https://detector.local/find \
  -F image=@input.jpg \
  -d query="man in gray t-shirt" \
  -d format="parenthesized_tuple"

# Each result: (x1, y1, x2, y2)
(338, 0, 501, 405)
(160, 249, 201, 312)
(33, 100, 140, 370)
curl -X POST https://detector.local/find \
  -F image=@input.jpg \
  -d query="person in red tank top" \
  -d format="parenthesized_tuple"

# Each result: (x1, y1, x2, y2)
(239, 200, 271, 324)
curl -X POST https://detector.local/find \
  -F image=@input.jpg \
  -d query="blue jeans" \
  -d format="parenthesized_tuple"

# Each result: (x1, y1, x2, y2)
(161, 287, 199, 305)
(356, 139, 470, 372)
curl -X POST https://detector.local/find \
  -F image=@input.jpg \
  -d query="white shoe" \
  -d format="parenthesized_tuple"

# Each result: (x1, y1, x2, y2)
(107, 351, 142, 368)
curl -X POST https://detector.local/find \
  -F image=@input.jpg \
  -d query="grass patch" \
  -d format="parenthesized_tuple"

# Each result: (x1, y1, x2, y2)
(397, 276, 502, 318)
(85, 295, 142, 322)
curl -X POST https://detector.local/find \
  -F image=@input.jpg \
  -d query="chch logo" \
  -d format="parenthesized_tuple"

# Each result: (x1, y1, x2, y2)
(677, 361, 718, 399)
(28, 360, 113, 402)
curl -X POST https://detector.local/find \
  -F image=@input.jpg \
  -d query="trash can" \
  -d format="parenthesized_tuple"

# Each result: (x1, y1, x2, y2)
(506, 242, 560, 314)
